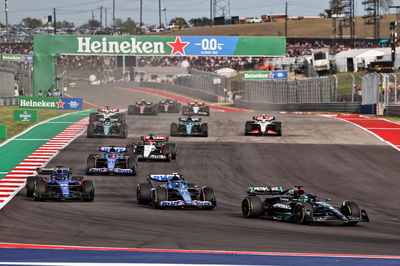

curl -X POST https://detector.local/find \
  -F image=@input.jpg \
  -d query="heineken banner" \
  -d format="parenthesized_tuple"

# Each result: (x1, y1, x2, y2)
(2, 54, 33, 62)
(19, 97, 83, 110)
(13, 110, 38, 122)
(243, 71, 287, 80)
(0, 125, 6, 139)
(33, 35, 286, 96)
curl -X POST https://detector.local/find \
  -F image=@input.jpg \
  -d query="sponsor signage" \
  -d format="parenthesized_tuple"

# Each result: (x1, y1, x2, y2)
(19, 97, 83, 110)
(1, 54, 33, 62)
(0, 125, 6, 139)
(243, 71, 287, 80)
(13, 110, 38, 122)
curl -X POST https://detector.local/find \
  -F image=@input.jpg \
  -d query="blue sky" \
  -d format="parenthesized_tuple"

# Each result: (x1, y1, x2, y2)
(0, 0, 398, 27)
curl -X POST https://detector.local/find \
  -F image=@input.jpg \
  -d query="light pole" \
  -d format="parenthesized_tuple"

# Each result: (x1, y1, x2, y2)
(159, 0, 162, 28)
(162, 7, 167, 27)
(5, 0, 9, 37)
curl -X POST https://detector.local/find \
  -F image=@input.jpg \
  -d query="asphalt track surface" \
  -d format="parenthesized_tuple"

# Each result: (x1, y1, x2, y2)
(0, 84, 399, 256)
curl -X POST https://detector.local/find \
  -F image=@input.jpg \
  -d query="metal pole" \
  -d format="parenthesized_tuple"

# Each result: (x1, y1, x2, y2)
(100, 6, 103, 28)
(105, 8, 107, 28)
(159, 0, 161, 27)
(350, 74, 355, 102)
(5, 0, 8, 37)
(285, 1, 288, 37)
(113, 0, 115, 30)
(54, 8, 57, 35)
(140, 0, 143, 32)
(210, 0, 213, 27)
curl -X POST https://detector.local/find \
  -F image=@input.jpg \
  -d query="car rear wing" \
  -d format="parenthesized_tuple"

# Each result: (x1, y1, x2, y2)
(148, 174, 174, 182)
(100, 146, 126, 152)
(98, 108, 119, 112)
(179, 117, 201, 122)
(253, 116, 275, 121)
(247, 186, 283, 195)
(141, 136, 168, 142)
(36, 167, 71, 175)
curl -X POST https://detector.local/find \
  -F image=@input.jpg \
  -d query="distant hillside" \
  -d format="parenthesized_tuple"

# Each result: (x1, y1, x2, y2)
(156, 14, 397, 39)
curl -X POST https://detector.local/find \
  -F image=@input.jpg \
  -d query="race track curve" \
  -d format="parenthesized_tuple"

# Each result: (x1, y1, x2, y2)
(0, 84, 399, 256)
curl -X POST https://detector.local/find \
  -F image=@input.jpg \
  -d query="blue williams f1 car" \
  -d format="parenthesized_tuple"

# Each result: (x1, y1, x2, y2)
(241, 186, 369, 225)
(170, 117, 208, 137)
(25, 167, 94, 201)
(86, 146, 138, 175)
(137, 173, 216, 209)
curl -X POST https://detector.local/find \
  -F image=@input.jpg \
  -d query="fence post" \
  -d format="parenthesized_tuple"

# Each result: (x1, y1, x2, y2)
(350, 74, 355, 102)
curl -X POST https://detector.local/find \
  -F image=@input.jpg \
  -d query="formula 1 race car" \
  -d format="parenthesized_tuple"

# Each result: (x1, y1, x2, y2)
(128, 100, 158, 115)
(158, 99, 181, 113)
(86, 146, 138, 175)
(89, 106, 125, 123)
(25, 166, 94, 201)
(87, 117, 128, 138)
(136, 173, 216, 209)
(126, 135, 177, 161)
(170, 117, 208, 137)
(182, 101, 210, 116)
(241, 186, 369, 225)
(244, 115, 282, 136)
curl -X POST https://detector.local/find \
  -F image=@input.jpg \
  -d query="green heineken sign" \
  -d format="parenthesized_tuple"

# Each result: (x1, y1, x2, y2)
(0, 125, 6, 139)
(19, 97, 59, 109)
(2, 54, 33, 62)
(13, 110, 38, 122)
(33, 35, 286, 96)
(243, 71, 287, 80)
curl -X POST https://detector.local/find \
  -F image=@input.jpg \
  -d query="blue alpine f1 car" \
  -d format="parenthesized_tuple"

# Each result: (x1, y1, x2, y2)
(170, 117, 208, 137)
(25, 167, 94, 201)
(241, 186, 369, 225)
(136, 173, 216, 209)
(86, 146, 138, 175)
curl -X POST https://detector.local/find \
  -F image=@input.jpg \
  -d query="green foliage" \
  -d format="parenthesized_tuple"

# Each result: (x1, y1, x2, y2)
(189, 17, 211, 27)
(55, 20, 75, 28)
(80, 19, 101, 29)
(169, 17, 188, 28)
(21, 17, 43, 28)
(121, 18, 136, 34)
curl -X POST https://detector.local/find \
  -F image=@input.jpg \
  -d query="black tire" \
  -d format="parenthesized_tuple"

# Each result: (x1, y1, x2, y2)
(341, 201, 360, 225)
(125, 144, 135, 156)
(153, 104, 159, 115)
(242, 196, 263, 218)
(82, 180, 95, 201)
(128, 105, 134, 115)
(170, 123, 178, 136)
(33, 179, 46, 201)
(89, 112, 98, 123)
(205, 107, 210, 116)
(26, 176, 40, 197)
(162, 145, 172, 162)
(86, 154, 97, 174)
(127, 156, 138, 175)
(201, 123, 208, 137)
(170, 143, 177, 160)
(87, 124, 95, 138)
(245, 121, 253, 135)
(117, 113, 126, 123)
(293, 202, 313, 224)
(175, 103, 182, 113)
(119, 124, 128, 138)
(201, 187, 216, 209)
(273, 122, 282, 136)
(137, 183, 152, 204)
(182, 106, 189, 115)
(152, 187, 167, 209)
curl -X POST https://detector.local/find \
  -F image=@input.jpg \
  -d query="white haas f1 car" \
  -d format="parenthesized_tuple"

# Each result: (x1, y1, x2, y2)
(182, 101, 210, 116)
(126, 135, 177, 161)
(89, 106, 125, 123)
(245, 115, 282, 136)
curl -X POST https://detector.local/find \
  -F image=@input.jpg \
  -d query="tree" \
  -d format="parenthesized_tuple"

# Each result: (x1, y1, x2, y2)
(56, 20, 75, 28)
(121, 18, 136, 34)
(115, 18, 123, 28)
(189, 17, 211, 27)
(21, 17, 43, 28)
(169, 17, 188, 28)
(80, 19, 101, 29)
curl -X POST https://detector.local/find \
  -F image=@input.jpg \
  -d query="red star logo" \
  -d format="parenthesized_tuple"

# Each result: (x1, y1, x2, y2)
(167, 37, 189, 55)
(269, 72, 275, 79)
(57, 100, 65, 108)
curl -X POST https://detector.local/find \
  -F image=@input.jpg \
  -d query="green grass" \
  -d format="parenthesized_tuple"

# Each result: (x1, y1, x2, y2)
(335, 71, 364, 96)
(0, 106, 74, 143)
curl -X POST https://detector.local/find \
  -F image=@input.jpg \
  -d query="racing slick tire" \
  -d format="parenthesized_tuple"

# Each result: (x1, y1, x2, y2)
(89, 112, 98, 123)
(125, 144, 135, 156)
(83, 180, 95, 202)
(128, 105, 135, 115)
(245, 121, 253, 135)
(153, 105, 159, 115)
(86, 154, 97, 174)
(152, 187, 167, 209)
(242, 196, 263, 218)
(33, 179, 46, 201)
(200, 187, 216, 210)
(182, 106, 189, 116)
(204, 107, 210, 116)
(137, 183, 152, 204)
(117, 113, 126, 123)
(293, 202, 314, 224)
(127, 156, 138, 175)
(341, 201, 360, 225)
(175, 103, 182, 113)
(273, 122, 282, 136)
(119, 124, 128, 139)
(26, 176, 40, 197)
(170, 123, 178, 136)
(169, 143, 177, 160)
(201, 123, 208, 137)
(87, 124, 95, 138)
